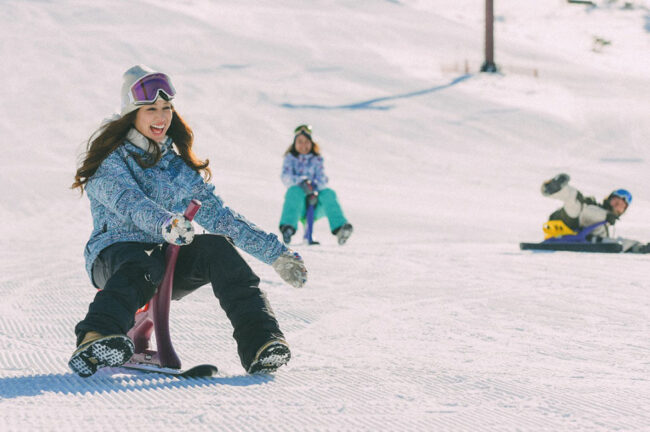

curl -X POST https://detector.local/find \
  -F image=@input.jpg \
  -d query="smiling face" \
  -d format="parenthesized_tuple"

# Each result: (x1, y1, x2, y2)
(134, 98, 173, 141)
(295, 134, 313, 155)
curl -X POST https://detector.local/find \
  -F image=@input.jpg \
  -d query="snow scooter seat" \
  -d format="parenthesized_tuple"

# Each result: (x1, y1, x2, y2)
(542, 220, 604, 243)
(543, 220, 577, 239)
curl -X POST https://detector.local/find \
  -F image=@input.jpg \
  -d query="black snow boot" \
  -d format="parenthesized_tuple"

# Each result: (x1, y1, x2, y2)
(333, 223, 353, 245)
(628, 242, 650, 254)
(542, 173, 570, 196)
(280, 225, 295, 244)
(247, 339, 291, 374)
(68, 332, 134, 378)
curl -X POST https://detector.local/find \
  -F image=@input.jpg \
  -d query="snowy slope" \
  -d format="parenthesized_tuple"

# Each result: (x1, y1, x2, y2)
(1, 0, 649, 430)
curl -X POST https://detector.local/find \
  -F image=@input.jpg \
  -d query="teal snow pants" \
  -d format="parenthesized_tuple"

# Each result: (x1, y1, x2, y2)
(279, 186, 347, 233)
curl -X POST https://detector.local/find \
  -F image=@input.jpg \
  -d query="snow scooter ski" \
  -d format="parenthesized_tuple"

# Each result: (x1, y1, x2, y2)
(520, 220, 623, 253)
(122, 199, 218, 377)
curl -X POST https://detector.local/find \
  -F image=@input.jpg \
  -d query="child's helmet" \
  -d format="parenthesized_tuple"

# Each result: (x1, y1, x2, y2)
(608, 189, 632, 206)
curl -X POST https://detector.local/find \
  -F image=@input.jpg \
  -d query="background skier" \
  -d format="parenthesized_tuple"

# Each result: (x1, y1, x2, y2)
(279, 124, 353, 245)
(541, 173, 647, 252)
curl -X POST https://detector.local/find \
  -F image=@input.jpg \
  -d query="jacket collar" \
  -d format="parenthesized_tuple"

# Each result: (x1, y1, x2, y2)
(297, 153, 315, 161)
(125, 128, 172, 154)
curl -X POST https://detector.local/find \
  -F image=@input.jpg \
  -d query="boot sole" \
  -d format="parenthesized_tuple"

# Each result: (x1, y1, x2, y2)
(68, 335, 134, 378)
(247, 340, 291, 374)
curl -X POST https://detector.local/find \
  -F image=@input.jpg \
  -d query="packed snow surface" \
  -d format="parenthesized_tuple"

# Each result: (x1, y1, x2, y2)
(1, 0, 649, 430)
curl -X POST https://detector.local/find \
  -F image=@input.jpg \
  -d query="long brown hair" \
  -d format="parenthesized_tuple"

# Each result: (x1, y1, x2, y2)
(72, 108, 211, 193)
(284, 133, 321, 157)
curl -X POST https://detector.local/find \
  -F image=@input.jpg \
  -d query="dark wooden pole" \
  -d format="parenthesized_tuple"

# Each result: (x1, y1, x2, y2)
(481, 0, 498, 72)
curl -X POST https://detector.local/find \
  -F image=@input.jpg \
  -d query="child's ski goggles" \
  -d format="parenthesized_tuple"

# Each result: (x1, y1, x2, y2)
(128, 73, 176, 105)
(294, 124, 312, 136)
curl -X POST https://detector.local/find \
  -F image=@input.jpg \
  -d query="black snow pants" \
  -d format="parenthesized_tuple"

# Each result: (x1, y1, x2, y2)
(74, 234, 285, 369)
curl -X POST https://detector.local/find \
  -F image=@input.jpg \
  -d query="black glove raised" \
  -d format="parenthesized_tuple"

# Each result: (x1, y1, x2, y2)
(605, 211, 619, 225)
(541, 173, 570, 196)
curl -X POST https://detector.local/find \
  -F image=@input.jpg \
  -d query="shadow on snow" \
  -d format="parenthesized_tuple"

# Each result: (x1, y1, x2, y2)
(280, 74, 472, 110)
(0, 370, 273, 399)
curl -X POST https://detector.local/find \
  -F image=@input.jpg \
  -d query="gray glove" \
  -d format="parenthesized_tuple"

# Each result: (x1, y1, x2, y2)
(272, 250, 308, 288)
(161, 214, 195, 245)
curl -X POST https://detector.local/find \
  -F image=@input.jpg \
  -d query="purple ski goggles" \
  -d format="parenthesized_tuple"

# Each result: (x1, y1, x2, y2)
(128, 73, 176, 105)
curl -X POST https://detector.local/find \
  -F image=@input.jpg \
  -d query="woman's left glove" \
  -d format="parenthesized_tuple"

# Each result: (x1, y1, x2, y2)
(272, 250, 308, 288)
(162, 214, 195, 245)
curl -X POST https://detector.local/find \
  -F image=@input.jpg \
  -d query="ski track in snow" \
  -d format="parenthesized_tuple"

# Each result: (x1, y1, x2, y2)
(1, 241, 649, 431)
(2, 0, 650, 430)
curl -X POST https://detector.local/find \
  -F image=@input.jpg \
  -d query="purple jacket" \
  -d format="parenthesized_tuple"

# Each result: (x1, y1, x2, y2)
(281, 153, 329, 191)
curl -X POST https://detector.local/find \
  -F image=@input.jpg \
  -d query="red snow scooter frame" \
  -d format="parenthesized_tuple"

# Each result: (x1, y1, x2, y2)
(122, 199, 218, 378)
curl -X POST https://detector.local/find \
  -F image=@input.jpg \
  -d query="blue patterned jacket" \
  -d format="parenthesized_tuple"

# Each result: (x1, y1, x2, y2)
(281, 153, 329, 190)
(83, 129, 286, 282)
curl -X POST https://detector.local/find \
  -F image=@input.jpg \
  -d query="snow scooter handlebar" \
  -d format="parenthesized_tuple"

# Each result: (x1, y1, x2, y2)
(152, 199, 202, 368)
(127, 199, 202, 370)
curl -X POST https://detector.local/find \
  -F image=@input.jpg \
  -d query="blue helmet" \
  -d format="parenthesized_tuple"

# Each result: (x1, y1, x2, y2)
(609, 189, 632, 206)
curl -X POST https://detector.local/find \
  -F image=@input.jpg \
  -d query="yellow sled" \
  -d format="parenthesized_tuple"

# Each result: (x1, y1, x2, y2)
(542, 220, 577, 239)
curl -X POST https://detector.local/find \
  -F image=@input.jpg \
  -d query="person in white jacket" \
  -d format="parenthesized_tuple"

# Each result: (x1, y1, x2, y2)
(541, 173, 647, 252)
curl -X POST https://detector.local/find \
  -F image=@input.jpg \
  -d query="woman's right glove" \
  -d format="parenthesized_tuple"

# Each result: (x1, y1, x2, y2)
(162, 213, 195, 245)
(272, 250, 308, 288)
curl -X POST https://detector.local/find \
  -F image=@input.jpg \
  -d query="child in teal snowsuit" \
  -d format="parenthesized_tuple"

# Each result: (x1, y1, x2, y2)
(279, 125, 353, 245)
